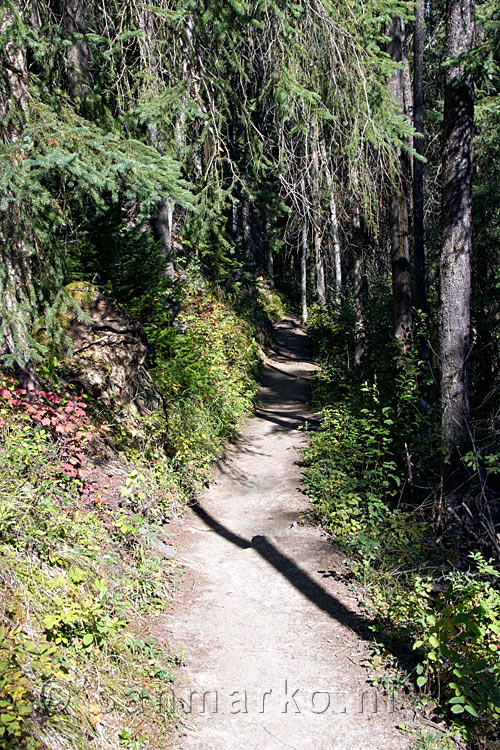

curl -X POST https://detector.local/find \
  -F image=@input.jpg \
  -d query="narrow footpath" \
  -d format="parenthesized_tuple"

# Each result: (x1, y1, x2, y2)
(168, 318, 414, 749)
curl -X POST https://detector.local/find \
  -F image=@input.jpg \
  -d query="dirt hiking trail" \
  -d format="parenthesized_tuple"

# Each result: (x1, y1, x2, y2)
(168, 318, 414, 749)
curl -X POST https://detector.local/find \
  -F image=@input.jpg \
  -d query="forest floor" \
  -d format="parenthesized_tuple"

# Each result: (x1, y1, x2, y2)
(165, 318, 416, 749)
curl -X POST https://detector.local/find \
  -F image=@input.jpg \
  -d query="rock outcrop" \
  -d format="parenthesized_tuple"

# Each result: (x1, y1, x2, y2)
(51, 282, 160, 419)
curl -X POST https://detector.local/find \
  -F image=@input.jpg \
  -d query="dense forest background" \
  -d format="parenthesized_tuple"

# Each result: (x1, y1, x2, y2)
(1, 0, 500, 748)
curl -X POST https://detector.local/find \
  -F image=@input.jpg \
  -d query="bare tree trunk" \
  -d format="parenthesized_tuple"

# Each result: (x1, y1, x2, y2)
(0, 7, 38, 389)
(413, 0, 427, 313)
(267, 250, 274, 285)
(151, 193, 176, 280)
(389, 188, 412, 344)
(353, 209, 366, 372)
(0, 217, 39, 392)
(330, 190, 342, 304)
(231, 193, 240, 241)
(388, 16, 413, 350)
(314, 231, 326, 305)
(265, 219, 274, 285)
(320, 142, 342, 303)
(439, 0, 475, 515)
(138, 7, 193, 281)
(227, 98, 243, 248)
(63, 0, 89, 99)
(311, 135, 326, 305)
(401, 19, 414, 165)
(242, 191, 255, 267)
(176, 13, 194, 150)
(147, 117, 175, 279)
(300, 178, 308, 324)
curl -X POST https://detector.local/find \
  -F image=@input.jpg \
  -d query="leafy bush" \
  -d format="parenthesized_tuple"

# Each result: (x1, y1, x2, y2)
(146, 285, 260, 481)
(256, 279, 288, 322)
(411, 555, 500, 733)
(304, 376, 428, 569)
(0, 385, 181, 749)
(305, 300, 500, 744)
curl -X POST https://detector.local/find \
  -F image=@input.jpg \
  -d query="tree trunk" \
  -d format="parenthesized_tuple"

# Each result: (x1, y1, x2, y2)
(300, 178, 308, 324)
(63, 0, 89, 99)
(413, 0, 427, 313)
(353, 209, 366, 372)
(320, 142, 342, 303)
(151, 195, 176, 280)
(267, 250, 274, 285)
(0, 7, 38, 389)
(311, 136, 326, 305)
(388, 16, 413, 350)
(1, 239, 38, 391)
(176, 13, 194, 151)
(138, 7, 185, 281)
(401, 19, 414, 164)
(330, 190, 342, 304)
(314, 231, 326, 306)
(265, 219, 274, 285)
(242, 191, 255, 268)
(439, 0, 475, 514)
(389, 188, 412, 345)
(231, 192, 240, 241)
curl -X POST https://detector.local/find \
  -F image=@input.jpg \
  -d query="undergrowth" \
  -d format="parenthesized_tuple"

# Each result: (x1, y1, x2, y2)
(304, 303, 500, 749)
(0, 273, 281, 749)
(144, 283, 261, 484)
(0, 380, 181, 749)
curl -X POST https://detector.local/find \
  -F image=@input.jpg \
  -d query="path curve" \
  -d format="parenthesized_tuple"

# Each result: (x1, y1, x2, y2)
(168, 318, 414, 749)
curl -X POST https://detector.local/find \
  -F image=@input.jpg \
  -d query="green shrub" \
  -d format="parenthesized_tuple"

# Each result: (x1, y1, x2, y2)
(146, 286, 260, 475)
(304, 379, 427, 567)
(305, 300, 500, 745)
(0, 385, 181, 749)
(411, 554, 500, 733)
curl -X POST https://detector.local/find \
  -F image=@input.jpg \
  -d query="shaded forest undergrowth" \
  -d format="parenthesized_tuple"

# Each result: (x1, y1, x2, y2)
(0, 273, 285, 750)
(304, 302, 500, 750)
(2, 281, 500, 750)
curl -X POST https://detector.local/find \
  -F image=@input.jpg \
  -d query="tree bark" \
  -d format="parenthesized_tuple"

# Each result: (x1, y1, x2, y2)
(401, 19, 414, 163)
(176, 13, 194, 151)
(151, 195, 176, 281)
(413, 0, 427, 313)
(242, 191, 255, 267)
(0, 7, 38, 389)
(439, 0, 475, 513)
(388, 16, 413, 350)
(389, 186, 412, 345)
(330, 190, 342, 304)
(353, 208, 366, 372)
(137, 8, 189, 280)
(63, 0, 89, 99)
(300, 178, 308, 324)
(320, 142, 342, 303)
(314, 230, 326, 306)
(311, 136, 326, 305)
(265, 219, 274, 285)
(231, 192, 240, 241)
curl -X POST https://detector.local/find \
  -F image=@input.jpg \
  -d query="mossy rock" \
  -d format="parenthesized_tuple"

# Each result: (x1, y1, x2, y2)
(35, 281, 160, 420)
(33, 282, 98, 343)
(64, 280, 100, 311)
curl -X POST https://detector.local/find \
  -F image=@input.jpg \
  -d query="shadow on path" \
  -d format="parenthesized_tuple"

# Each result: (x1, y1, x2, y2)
(255, 408, 320, 433)
(190, 501, 412, 667)
(191, 502, 252, 550)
